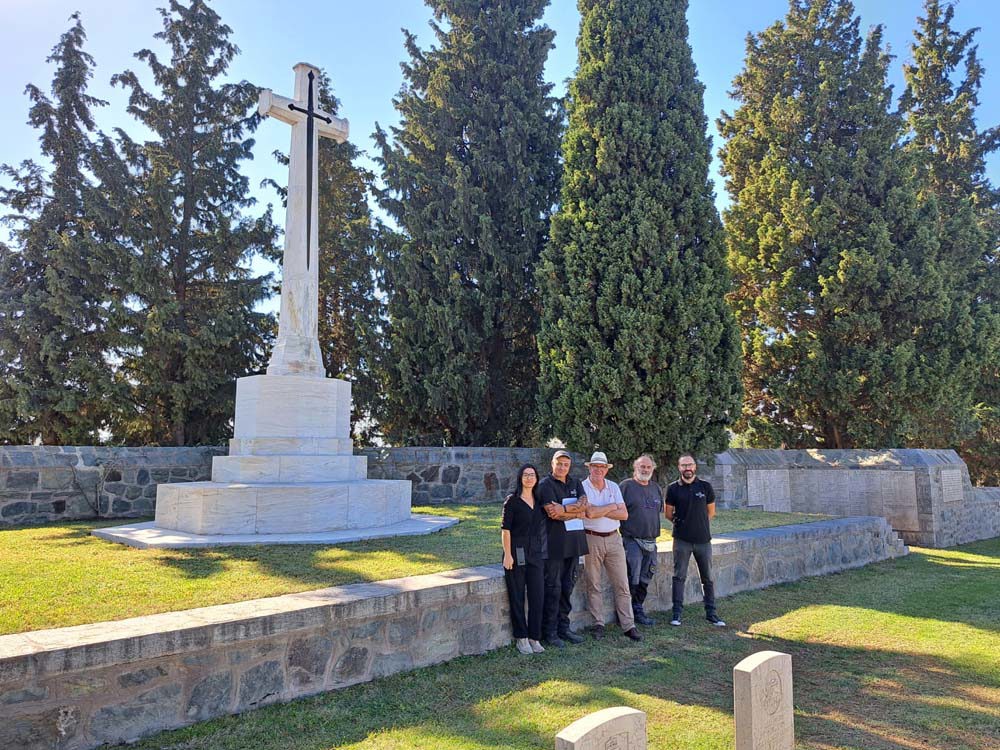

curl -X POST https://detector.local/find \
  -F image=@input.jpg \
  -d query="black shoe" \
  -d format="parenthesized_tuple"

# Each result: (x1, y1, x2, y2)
(706, 613, 726, 627)
(591, 624, 606, 640)
(544, 635, 566, 648)
(624, 627, 643, 642)
(559, 630, 585, 644)
(670, 613, 682, 626)
(634, 610, 655, 627)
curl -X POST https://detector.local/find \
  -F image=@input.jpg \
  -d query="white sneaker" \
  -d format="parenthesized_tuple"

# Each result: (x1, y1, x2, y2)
(515, 638, 533, 655)
(528, 639, 545, 653)
(670, 616, 681, 626)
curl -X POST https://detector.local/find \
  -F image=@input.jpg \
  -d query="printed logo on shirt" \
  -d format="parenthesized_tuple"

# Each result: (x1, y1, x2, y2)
(695, 492, 706, 499)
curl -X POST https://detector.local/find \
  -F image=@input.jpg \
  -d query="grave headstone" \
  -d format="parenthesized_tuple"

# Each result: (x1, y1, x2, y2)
(555, 706, 647, 750)
(733, 650, 794, 750)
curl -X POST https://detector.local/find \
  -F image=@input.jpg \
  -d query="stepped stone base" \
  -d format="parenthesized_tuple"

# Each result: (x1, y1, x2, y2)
(154, 478, 412, 535)
(95, 374, 447, 548)
(92, 514, 459, 549)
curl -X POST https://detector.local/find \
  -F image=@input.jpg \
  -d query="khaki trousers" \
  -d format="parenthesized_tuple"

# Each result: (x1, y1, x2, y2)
(583, 532, 635, 631)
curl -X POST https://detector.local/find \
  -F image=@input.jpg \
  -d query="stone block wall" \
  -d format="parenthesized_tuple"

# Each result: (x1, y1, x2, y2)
(358, 447, 585, 505)
(3, 446, 998, 547)
(0, 517, 905, 750)
(708, 448, 1000, 548)
(0, 447, 222, 527)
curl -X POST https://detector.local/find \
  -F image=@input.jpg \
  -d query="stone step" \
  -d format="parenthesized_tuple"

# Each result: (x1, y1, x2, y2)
(228, 437, 354, 456)
(155, 479, 411, 536)
(211, 454, 367, 483)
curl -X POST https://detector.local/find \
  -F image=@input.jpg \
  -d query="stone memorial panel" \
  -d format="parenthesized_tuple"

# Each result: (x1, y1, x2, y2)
(940, 468, 964, 504)
(555, 706, 647, 750)
(849, 471, 883, 515)
(747, 470, 791, 512)
(733, 650, 793, 750)
(880, 470, 918, 531)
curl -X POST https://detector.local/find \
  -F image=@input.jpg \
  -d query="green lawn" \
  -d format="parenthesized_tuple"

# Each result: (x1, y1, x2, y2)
(0, 506, 824, 635)
(121, 539, 1000, 750)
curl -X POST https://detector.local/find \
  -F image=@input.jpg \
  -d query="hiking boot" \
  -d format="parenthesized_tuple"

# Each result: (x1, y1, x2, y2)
(624, 627, 643, 642)
(633, 607, 655, 627)
(591, 624, 606, 640)
(560, 630, 585, 645)
(543, 635, 566, 648)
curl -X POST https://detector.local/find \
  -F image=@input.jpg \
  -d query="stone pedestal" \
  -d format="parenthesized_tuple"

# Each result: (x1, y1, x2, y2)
(97, 375, 455, 548)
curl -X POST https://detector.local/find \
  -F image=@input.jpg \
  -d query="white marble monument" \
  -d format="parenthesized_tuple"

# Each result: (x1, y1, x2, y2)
(95, 63, 456, 549)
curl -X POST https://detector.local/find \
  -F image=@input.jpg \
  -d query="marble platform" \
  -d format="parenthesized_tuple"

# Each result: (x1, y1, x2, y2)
(95, 374, 450, 548)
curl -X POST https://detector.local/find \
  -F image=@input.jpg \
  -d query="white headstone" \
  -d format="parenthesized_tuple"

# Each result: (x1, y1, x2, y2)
(555, 706, 647, 750)
(733, 650, 794, 750)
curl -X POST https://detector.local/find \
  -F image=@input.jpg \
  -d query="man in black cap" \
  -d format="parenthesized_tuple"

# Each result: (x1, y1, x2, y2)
(537, 449, 589, 647)
(666, 453, 726, 627)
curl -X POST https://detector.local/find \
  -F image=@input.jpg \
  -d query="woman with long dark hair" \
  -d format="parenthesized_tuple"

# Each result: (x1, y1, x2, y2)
(501, 463, 548, 654)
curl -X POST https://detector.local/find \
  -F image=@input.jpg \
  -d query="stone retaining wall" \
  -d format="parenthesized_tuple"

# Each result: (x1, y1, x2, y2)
(0, 447, 222, 527)
(4, 446, 998, 547)
(0, 516, 906, 750)
(707, 448, 999, 547)
(358, 447, 585, 505)
(0, 446, 582, 527)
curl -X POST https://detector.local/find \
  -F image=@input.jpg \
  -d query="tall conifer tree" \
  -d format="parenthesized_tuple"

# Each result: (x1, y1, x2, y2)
(375, 0, 562, 446)
(107, 0, 276, 446)
(900, 0, 1000, 479)
(537, 0, 741, 464)
(719, 0, 975, 449)
(0, 14, 119, 444)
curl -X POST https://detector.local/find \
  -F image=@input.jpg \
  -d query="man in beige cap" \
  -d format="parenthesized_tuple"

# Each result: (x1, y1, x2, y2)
(581, 451, 642, 642)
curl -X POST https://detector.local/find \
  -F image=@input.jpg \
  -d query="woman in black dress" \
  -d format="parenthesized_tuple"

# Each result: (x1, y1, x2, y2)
(501, 463, 548, 654)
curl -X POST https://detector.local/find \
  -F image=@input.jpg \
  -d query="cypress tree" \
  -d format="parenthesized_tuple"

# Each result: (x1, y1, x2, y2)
(900, 0, 1000, 479)
(374, 0, 562, 446)
(720, 0, 974, 449)
(266, 72, 386, 443)
(536, 0, 741, 465)
(0, 14, 119, 444)
(106, 0, 276, 446)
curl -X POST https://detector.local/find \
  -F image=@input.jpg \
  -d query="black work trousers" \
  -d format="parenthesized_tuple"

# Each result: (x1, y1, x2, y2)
(542, 555, 579, 638)
(504, 554, 545, 640)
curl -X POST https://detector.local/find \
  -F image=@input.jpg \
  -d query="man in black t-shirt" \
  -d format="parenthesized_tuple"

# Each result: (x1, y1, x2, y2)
(665, 453, 725, 627)
(537, 449, 589, 647)
(620, 454, 663, 626)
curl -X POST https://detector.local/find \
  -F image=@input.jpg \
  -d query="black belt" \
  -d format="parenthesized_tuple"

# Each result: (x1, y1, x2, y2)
(585, 529, 618, 538)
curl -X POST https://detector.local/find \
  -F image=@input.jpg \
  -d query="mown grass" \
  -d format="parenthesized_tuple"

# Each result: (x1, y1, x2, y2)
(0, 506, 824, 634)
(122, 539, 1000, 750)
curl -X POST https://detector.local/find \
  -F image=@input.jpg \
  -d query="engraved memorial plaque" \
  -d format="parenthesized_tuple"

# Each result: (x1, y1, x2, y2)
(747, 469, 791, 512)
(940, 468, 964, 504)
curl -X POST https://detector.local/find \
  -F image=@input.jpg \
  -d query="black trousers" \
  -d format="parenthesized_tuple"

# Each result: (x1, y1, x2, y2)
(504, 554, 545, 640)
(542, 555, 579, 638)
(671, 539, 716, 616)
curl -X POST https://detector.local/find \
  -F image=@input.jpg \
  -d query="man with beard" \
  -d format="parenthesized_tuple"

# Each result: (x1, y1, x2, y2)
(619, 454, 662, 626)
(665, 453, 726, 627)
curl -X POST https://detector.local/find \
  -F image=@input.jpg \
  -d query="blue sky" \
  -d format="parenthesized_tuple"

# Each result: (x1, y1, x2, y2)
(2, 0, 997, 219)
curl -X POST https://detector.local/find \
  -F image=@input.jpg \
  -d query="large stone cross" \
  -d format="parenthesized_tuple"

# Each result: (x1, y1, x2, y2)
(258, 62, 349, 377)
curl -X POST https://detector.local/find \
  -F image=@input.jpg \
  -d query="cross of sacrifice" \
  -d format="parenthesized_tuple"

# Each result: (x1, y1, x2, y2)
(258, 62, 349, 377)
